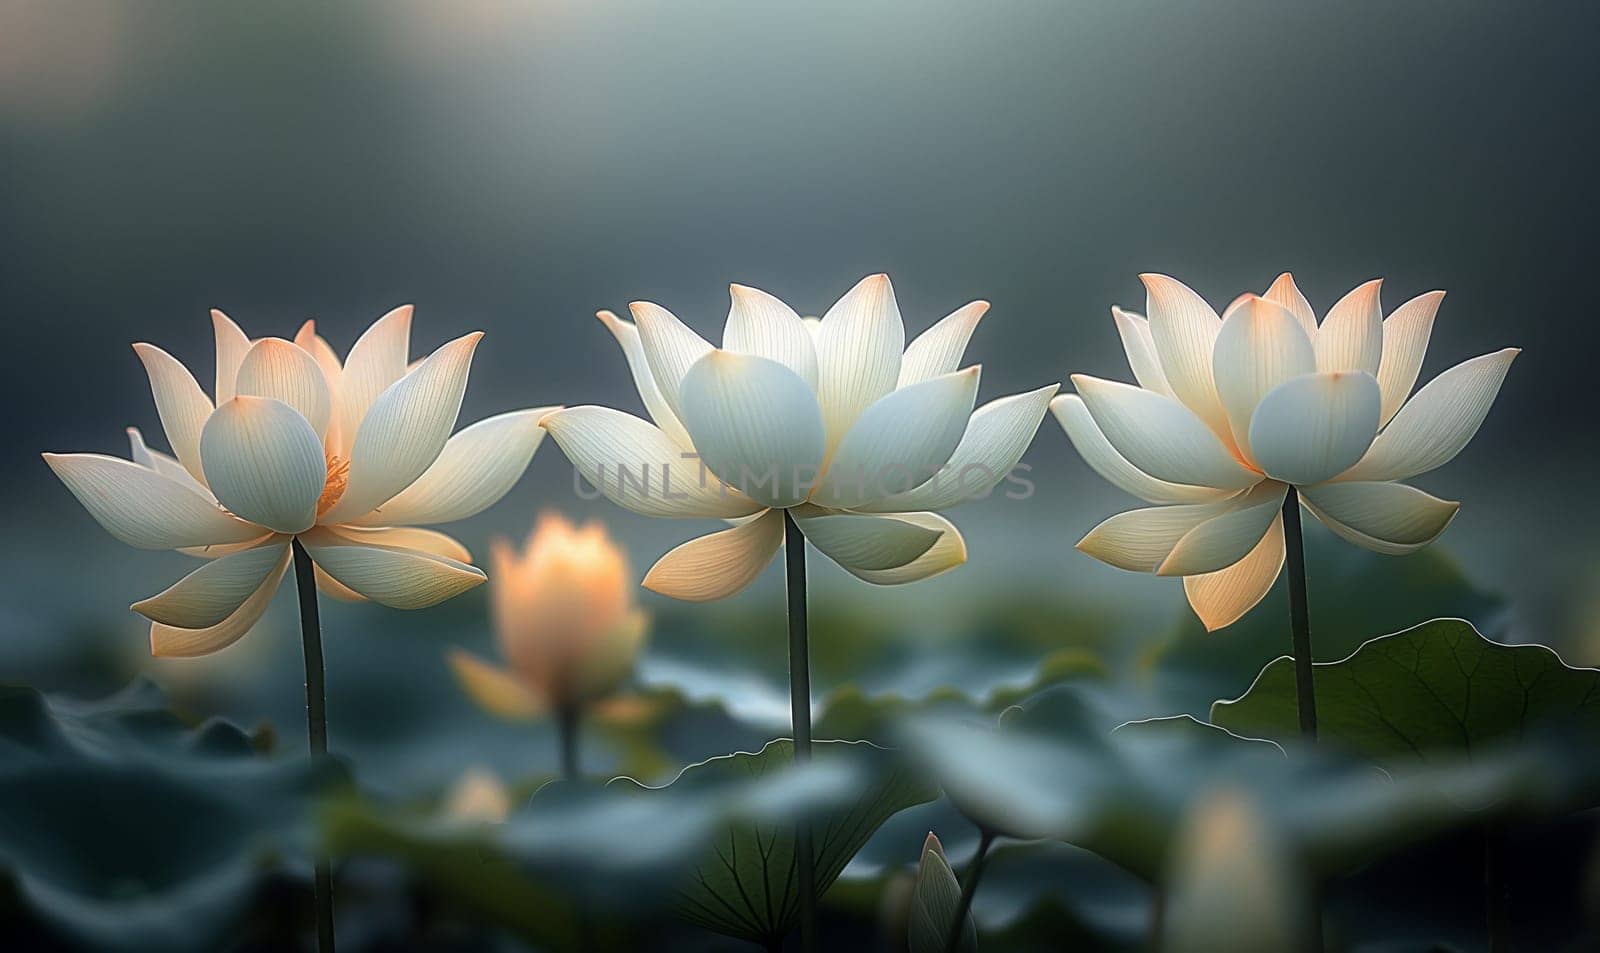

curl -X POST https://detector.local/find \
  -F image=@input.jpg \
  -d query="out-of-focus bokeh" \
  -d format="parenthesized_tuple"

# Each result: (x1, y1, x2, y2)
(4, 0, 1596, 778)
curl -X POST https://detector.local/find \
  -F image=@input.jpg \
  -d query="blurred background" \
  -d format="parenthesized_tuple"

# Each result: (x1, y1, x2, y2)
(3, 0, 1597, 794)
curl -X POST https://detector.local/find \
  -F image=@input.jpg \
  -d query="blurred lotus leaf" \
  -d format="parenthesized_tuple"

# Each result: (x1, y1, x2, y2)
(900, 684, 1282, 864)
(143, 585, 1120, 799)
(846, 793, 1151, 950)
(1147, 540, 1505, 715)
(326, 737, 935, 950)
(815, 647, 1107, 745)
(641, 600, 1116, 740)
(904, 681, 1597, 886)
(969, 840, 1148, 950)
(322, 791, 590, 949)
(1212, 618, 1600, 763)
(576, 684, 774, 782)
(0, 678, 346, 953)
(624, 738, 939, 947)
(908, 832, 976, 953)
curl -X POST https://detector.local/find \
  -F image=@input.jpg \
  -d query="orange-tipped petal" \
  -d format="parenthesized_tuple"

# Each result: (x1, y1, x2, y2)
(642, 509, 784, 602)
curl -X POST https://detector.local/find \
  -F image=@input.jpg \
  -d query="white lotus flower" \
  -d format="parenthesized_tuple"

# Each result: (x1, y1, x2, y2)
(45, 306, 556, 656)
(540, 275, 1059, 600)
(1054, 273, 1517, 630)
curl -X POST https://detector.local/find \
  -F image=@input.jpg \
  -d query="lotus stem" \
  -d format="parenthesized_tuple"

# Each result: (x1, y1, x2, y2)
(1281, 488, 1318, 740)
(945, 828, 995, 953)
(290, 538, 336, 953)
(1485, 823, 1511, 951)
(556, 702, 581, 781)
(782, 509, 817, 953)
(557, 702, 594, 951)
(1280, 490, 1325, 951)
(1146, 889, 1164, 951)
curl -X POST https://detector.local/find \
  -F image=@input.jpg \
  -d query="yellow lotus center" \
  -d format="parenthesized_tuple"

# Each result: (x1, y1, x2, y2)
(318, 453, 349, 518)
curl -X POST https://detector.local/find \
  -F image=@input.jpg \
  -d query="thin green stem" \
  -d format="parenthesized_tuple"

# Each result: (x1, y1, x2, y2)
(783, 510, 817, 953)
(945, 829, 995, 953)
(1281, 488, 1318, 740)
(556, 703, 581, 782)
(556, 701, 594, 950)
(291, 538, 335, 953)
(1280, 491, 1325, 953)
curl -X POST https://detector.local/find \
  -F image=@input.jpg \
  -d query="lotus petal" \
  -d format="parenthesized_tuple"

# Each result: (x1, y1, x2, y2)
(1158, 482, 1287, 576)
(724, 284, 818, 387)
(1050, 395, 1230, 505)
(321, 332, 480, 523)
(348, 408, 554, 527)
(200, 396, 327, 534)
(132, 539, 291, 627)
(642, 508, 785, 601)
(1314, 279, 1383, 376)
(541, 407, 762, 518)
(813, 274, 904, 453)
(302, 529, 486, 609)
(1374, 291, 1443, 428)
(132, 343, 213, 485)
(1212, 296, 1315, 463)
(234, 337, 332, 439)
(43, 452, 263, 549)
(1072, 375, 1259, 490)
(1140, 274, 1229, 435)
(337, 304, 413, 455)
(862, 383, 1057, 512)
(1247, 372, 1380, 486)
(1299, 481, 1459, 555)
(149, 545, 292, 657)
(632, 300, 713, 425)
(812, 368, 979, 508)
(899, 301, 988, 388)
(597, 309, 693, 447)
(677, 351, 826, 508)
(1338, 349, 1518, 483)
(1183, 515, 1286, 631)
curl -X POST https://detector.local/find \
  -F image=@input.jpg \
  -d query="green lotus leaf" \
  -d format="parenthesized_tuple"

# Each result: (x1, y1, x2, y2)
(635, 599, 1116, 747)
(158, 588, 1112, 800)
(833, 832, 1149, 953)
(617, 738, 939, 947)
(327, 737, 936, 949)
(815, 648, 1107, 744)
(902, 684, 1280, 869)
(1211, 618, 1600, 763)
(0, 678, 344, 953)
(1146, 539, 1505, 716)
(321, 797, 588, 950)
(904, 680, 1593, 885)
